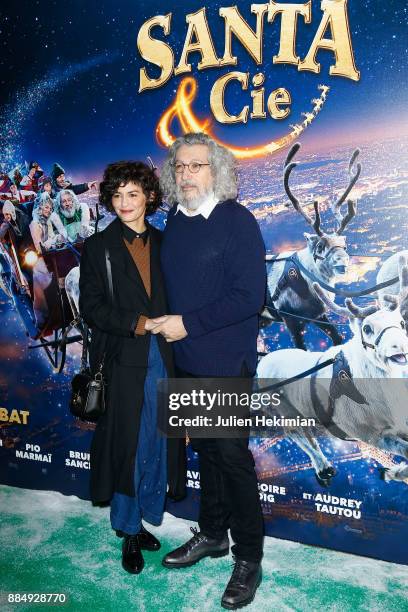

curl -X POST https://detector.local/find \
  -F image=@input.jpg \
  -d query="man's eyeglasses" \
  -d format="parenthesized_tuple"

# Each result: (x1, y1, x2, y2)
(174, 161, 210, 174)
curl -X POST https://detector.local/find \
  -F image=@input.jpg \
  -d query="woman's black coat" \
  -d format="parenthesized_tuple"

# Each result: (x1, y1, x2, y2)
(78, 216, 186, 504)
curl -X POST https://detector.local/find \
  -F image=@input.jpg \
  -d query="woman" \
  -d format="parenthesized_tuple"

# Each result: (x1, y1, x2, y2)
(29, 193, 68, 328)
(30, 192, 67, 251)
(78, 161, 185, 575)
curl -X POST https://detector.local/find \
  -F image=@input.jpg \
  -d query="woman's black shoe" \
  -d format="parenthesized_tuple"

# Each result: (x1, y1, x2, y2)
(221, 558, 262, 609)
(138, 525, 161, 551)
(122, 534, 144, 574)
(116, 525, 161, 551)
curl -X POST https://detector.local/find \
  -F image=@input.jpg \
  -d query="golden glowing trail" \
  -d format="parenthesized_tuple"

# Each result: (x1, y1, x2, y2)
(156, 77, 329, 159)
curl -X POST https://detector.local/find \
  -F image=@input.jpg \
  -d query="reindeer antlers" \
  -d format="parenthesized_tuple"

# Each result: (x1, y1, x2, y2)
(336, 200, 357, 235)
(333, 149, 361, 234)
(398, 255, 408, 307)
(283, 143, 361, 237)
(285, 142, 300, 167)
(312, 283, 377, 319)
(284, 144, 323, 236)
(383, 257, 408, 309)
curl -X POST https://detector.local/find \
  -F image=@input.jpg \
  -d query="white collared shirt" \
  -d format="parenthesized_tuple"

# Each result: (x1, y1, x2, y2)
(175, 193, 218, 219)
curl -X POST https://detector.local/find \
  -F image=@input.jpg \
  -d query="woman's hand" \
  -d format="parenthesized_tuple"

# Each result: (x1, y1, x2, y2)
(145, 317, 166, 332)
(146, 315, 187, 342)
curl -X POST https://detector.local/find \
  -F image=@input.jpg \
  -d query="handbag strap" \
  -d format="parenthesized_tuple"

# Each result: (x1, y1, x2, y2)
(81, 321, 89, 371)
(89, 244, 114, 373)
(79, 244, 113, 372)
(105, 246, 114, 304)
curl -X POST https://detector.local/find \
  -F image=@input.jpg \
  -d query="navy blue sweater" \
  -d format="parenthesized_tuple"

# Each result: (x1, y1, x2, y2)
(160, 199, 266, 376)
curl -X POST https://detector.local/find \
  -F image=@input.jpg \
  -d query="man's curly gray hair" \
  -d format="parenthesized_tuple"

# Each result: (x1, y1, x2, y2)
(159, 132, 238, 206)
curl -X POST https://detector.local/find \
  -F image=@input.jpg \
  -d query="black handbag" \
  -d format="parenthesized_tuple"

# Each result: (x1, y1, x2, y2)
(69, 246, 113, 422)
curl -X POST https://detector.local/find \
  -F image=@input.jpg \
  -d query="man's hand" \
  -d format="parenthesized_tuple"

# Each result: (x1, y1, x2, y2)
(146, 315, 187, 342)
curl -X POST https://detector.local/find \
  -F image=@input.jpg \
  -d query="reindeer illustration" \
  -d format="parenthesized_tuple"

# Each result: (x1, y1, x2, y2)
(264, 143, 361, 349)
(312, 98, 324, 111)
(376, 252, 408, 327)
(289, 124, 303, 136)
(258, 263, 408, 487)
(318, 84, 330, 100)
(301, 112, 315, 126)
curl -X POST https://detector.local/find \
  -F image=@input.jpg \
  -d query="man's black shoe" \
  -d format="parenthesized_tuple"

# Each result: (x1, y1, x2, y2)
(116, 526, 161, 551)
(162, 526, 229, 568)
(122, 534, 144, 574)
(221, 558, 262, 609)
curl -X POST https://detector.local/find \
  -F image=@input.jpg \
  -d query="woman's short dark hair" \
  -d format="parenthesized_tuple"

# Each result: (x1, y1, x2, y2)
(99, 161, 162, 215)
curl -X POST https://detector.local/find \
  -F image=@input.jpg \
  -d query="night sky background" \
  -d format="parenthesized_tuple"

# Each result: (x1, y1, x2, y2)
(0, 0, 407, 180)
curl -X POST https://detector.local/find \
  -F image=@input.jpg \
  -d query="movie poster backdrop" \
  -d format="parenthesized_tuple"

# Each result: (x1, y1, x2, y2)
(0, 1, 407, 564)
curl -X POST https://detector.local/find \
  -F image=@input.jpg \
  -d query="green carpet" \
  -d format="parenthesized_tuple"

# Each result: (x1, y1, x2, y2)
(0, 485, 407, 612)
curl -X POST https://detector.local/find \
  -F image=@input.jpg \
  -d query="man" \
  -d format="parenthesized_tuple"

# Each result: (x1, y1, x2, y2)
(20, 161, 43, 192)
(2, 182, 37, 218)
(8, 165, 23, 190)
(0, 201, 30, 247)
(54, 189, 94, 242)
(147, 132, 266, 609)
(37, 175, 53, 196)
(50, 162, 97, 197)
(2, 182, 37, 203)
(0, 200, 36, 333)
(0, 173, 11, 193)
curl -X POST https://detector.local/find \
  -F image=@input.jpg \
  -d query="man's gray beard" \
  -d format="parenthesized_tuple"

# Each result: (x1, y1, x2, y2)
(176, 185, 214, 211)
(59, 206, 75, 219)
